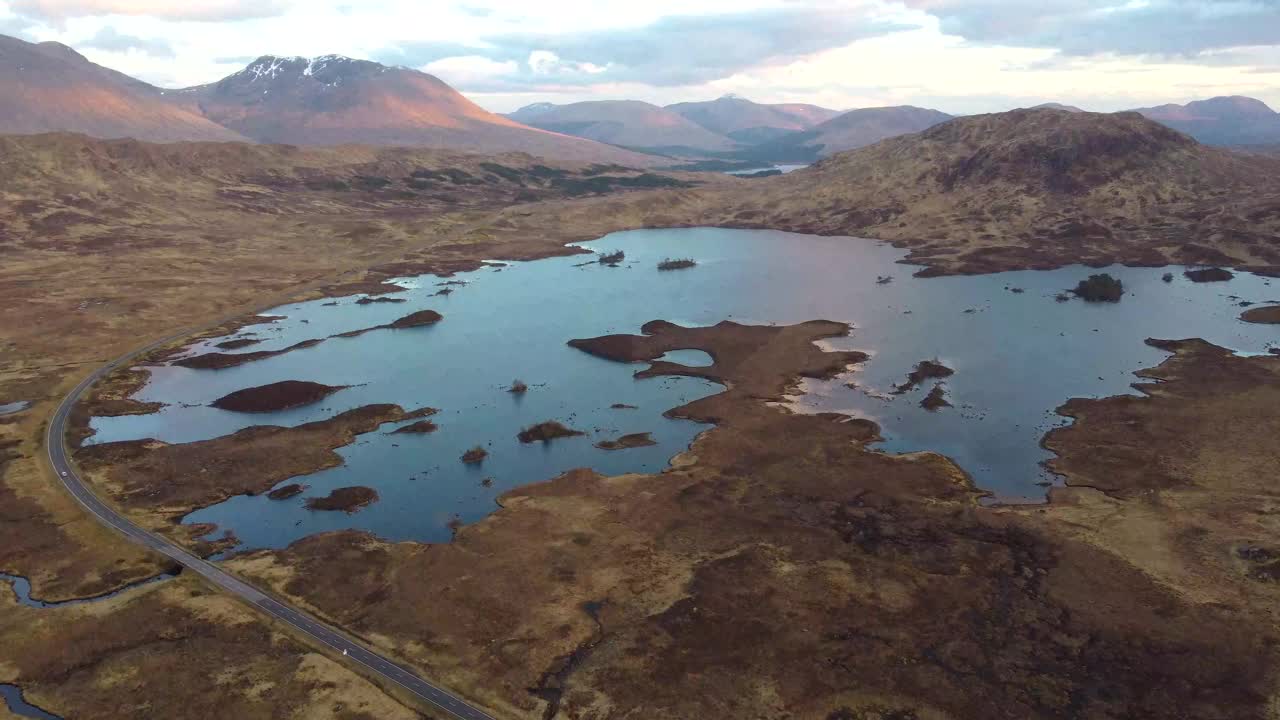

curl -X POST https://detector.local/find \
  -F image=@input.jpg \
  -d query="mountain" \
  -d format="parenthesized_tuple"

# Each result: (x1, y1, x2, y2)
(1134, 96, 1280, 146)
(667, 95, 840, 144)
(715, 108, 1280, 275)
(1030, 102, 1085, 112)
(746, 106, 954, 162)
(0, 34, 248, 142)
(504, 100, 735, 153)
(174, 55, 658, 164)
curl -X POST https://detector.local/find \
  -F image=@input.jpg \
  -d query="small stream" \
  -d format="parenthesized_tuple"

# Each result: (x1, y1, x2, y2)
(1, 571, 177, 610)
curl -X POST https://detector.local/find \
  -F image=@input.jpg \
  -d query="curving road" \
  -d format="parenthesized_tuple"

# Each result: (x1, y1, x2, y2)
(45, 341, 496, 720)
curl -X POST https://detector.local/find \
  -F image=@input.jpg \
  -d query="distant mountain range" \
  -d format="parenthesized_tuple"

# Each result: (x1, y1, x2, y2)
(5, 32, 1280, 163)
(505, 99, 736, 153)
(1133, 96, 1280, 146)
(666, 95, 842, 143)
(743, 106, 956, 162)
(0, 35, 655, 165)
(0, 34, 247, 142)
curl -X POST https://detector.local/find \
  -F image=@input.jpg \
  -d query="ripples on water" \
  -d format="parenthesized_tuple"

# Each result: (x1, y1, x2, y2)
(89, 228, 1278, 550)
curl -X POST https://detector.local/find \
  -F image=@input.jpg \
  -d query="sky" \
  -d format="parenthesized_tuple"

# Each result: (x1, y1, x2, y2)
(2, 0, 1279, 114)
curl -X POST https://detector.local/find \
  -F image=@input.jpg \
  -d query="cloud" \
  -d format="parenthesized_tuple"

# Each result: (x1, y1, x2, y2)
(379, 4, 914, 89)
(903, 0, 1280, 58)
(0, 13, 36, 39)
(79, 25, 173, 56)
(10, 0, 291, 22)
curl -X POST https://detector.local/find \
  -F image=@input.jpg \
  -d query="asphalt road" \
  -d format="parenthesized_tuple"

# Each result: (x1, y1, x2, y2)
(45, 343, 496, 720)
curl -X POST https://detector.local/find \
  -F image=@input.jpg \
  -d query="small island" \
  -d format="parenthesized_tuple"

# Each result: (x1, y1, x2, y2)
(392, 420, 438, 434)
(461, 446, 488, 464)
(657, 258, 697, 271)
(1241, 305, 1280, 324)
(1184, 267, 1234, 283)
(266, 483, 306, 501)
(210, 380, 346, 413)
(517, 421, 586, 443)
(1071, 273, 1124, 302)
(595, 432, 657, 451)
(893, 359, 954, 394)
(304, 486, 379, 513)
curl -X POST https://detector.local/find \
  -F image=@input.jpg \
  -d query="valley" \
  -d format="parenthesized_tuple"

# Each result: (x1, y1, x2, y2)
(3, 18, 1280, 720)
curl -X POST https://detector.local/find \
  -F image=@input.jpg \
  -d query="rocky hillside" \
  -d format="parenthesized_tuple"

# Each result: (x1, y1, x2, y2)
(505, 100, 734, 153)
(717, 109, 1280, 274)
(0, 34, 248, 143)
(174, 55, 657, 164)
(1135, 96, 1280, 146)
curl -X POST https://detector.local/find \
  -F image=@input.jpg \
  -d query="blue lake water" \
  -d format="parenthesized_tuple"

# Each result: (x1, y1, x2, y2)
(726, 164, 808, 175)
(0, 401, 30, 416)
(0, 685, 61, 720)
(88, 228, 1278, 551)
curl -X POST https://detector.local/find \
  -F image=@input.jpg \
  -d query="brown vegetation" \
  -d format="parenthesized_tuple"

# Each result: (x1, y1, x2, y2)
(0, 574, 420, 720)
(266, 483, 306, 501)
(517, 421, 585, 444)
(461, 447, 488, 464)
(1072, 272, 1125, 302)
(210, 380, 346, 413)
(75, 404, 430, 535)
(227, 321, 1280, 719)
(594, 432, 657, 450)
(304, 486, 379, 513)
(920, 383, 952, 411)
(175, 339, 324, 370)
(892, 359, 954, 394)
(657, 258, 697, 271)
(392, 420, 439, 434)
(1242, 304, 1280, 324)
(333, 309, 444, 339)
(1184, 267, 1235, 282)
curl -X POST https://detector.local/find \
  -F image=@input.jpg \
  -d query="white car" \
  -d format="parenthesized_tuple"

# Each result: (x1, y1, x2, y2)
(60, 471, 68, 477)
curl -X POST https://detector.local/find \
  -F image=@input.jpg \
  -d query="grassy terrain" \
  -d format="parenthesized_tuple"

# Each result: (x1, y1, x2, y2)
(6, 108, 1280, 717)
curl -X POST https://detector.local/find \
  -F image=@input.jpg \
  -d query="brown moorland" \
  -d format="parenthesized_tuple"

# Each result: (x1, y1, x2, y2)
(7, 107, 1280, 716)
(75, 404, 432, 537)
(0, 574, 422, 720)
(220, 321, 1280, 719)
(1241, 304, 1280, 323)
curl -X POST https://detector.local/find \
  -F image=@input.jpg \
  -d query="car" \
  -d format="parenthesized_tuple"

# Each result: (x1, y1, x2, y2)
(60, 471, 68, 477)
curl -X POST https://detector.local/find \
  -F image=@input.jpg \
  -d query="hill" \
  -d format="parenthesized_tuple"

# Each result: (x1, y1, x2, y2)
(746, 105, 954, 162)
(505, 99, 735, 153)
(173, 55, 658, 164)
(666, 95, 840, 144)
(1134, 96, 1280, 146)
(0, 33, 248, 142)
(1030, 102, 1085, 112)
(712, 109, 1280, 274)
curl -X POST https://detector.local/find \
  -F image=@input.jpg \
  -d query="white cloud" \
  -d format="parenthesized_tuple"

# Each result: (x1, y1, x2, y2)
(11, 0, 290, 22)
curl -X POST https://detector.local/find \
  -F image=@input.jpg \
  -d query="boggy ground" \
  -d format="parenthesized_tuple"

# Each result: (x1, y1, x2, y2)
(223, 320, 1280, 719)
(0, 572, 423, 720)
(75, 404, 433, 543)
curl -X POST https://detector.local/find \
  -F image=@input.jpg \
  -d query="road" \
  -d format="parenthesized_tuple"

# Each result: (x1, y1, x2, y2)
(45, 341, 497, 720)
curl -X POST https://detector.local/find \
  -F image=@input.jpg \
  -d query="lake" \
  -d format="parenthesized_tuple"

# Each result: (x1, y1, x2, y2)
(88, 228, 1278, 550)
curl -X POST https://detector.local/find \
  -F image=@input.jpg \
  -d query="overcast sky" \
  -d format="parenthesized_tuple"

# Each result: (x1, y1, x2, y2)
(3, 0, 1279, 114)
